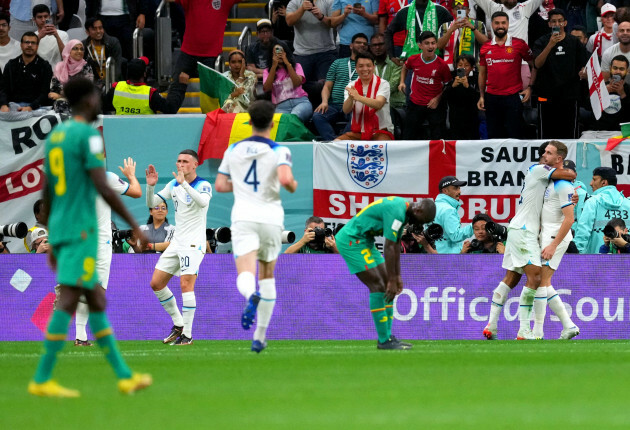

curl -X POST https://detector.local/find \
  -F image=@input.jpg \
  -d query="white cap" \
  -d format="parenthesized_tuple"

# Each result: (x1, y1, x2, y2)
(601, 3, 616, 17)
(256, 18, 272, 30)
(27, 227, 48, 250)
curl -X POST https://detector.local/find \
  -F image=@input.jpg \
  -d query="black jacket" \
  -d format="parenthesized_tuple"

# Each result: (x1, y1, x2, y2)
(83, 33, 124, 81)
(0, 55, 53, 109)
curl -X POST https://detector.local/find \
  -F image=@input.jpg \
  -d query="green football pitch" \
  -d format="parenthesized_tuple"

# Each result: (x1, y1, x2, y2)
(2, 340, 629, 429)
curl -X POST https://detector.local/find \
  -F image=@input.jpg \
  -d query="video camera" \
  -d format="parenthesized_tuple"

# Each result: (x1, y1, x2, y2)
(604, 224, 630, 243)
(0, 222, 29, 242)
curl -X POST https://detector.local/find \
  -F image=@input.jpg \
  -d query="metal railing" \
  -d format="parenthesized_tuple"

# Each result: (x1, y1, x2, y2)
(155, 0, 172, 87)
(133, 27, 143, 58)
(268, 0, 274, 20)
(105, 57, 115, 90)
(237, 26, 251, 53)
(214, 55, 224, 73)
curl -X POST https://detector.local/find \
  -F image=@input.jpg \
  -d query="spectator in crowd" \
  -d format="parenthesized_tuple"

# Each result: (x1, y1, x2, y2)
(461, 213, 505, 254)
(33, 3, 69, 67)
(49, 40, 101, 113)
(23, 199, 48, 252)
(597, 55, 630, 130)
(433, 175, 473, 254)
(473, 0, 543, 88)
(286, 0, 337, 105)
(83, 17, 123, 82)
(270, 0, 295, 49)
(0, 14, 21, 71)
(312, 33, 368, 140)
(126, 203, 175, 253)
(378, 0, 409, 61)
(437, 0, 488, 72)
(587, 3, 617, 58)
(337, 51, 394, 140)
(27, 227, 50, 254)
(9, 1, 63, 41)
(602, 20, 630, 86)
(167, 0, 241, 111)
(247, 19, 291, 80)
(222, 50, 257, 113)
(0, 32, 53, 112)
(570, 25, 588, 47)
(574, 167, 630, 253)
(57, 0, 79, 31)
(86, 0, 147, 61)
(478, 11, 534, 139)
(263, 43, 313, 122)
(444, 54, 479, 139)
(285, 216, 339, 253)
(599, 218, 630, 254)
(385, 0, 452, 65)
(103, 57, 187, 114)
(330, 0, 380, 58)
(533, 8, 588, 139)
(399, 31, 451, 139)
(369, 32, 405, 108)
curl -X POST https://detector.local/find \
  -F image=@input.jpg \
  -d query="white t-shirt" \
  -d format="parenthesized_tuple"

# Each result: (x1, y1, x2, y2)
(0, 38, 21, 71)
(151, 177, 211, 249)
(586, 28, 618, 56)
(100, 0, 127, 15)
(344, 77, 393, 133)
(36, 29, 69, 67)
(601, 43, 630, 85)
(218, 136, 292, 227)
(541, 178, 574, 241)
(509, 163, 556, 233)
(470, 0, 543, 44)
(96, 171, 130, 245)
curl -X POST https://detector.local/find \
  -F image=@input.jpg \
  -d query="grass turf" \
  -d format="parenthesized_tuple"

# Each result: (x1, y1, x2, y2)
(2, 340, 630, 429)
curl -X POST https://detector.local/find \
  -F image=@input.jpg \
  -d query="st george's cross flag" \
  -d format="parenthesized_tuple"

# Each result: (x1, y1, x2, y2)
(586, 52, 611, 120)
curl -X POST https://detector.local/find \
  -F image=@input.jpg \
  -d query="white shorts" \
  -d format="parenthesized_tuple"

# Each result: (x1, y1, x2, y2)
(502, 228, 541, 274)
(96, 242, 113, 289)
(232, 221, 282, 262)
(539, 230, 570, 271)
(155, 244, 205, 277)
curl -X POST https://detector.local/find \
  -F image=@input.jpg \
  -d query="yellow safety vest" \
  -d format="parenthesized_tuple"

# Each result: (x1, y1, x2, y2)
(112, 81, 154, 115)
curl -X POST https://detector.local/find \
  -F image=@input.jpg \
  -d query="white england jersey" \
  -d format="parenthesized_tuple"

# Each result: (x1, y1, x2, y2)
(541, 179, 574, 240)
(155, 177, 212, 249)
(96, 172, 130, 244)
(509, 163, 556, 233)
(218, 136, 292, 227)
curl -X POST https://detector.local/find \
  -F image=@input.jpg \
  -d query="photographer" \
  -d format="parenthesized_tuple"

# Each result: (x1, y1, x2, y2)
(0, 240, 10, 254)
(285, 216, 338, 254)
(461, 213, 505, 254)
(400, 224, 437, 254)
(599, 218, 630, 254)
(26, 227, 49, 254)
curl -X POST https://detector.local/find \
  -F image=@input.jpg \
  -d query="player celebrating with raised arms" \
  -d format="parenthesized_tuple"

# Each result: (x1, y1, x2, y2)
(146, 150, 212, 346)
(335, 197, 437, 350)
(215, 100, 297, 353)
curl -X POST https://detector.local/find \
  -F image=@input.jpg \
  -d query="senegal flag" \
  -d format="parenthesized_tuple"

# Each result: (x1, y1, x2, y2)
(198, 62, 235, 113)
(197, 109, 315, 163)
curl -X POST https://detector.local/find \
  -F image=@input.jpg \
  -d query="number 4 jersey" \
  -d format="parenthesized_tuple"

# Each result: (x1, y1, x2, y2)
(218, 136, 293, 227)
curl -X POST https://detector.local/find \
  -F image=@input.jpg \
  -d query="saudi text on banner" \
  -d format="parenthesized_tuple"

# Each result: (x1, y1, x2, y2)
(455, 140, 578, 223)
(313, 141, 430, 221)
(596, 142, 630, 196)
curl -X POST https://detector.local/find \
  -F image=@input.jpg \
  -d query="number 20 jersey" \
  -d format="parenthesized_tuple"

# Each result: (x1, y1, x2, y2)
(218, 136, 293, 227)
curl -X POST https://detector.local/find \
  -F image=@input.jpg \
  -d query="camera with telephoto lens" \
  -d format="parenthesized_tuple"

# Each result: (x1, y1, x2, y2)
(112, 229, 133, 241)
(282, 231, 295, 244)
(603, 224, 630, 242)
(402, 223, 443, 242)
(0, 222, 29, 242)
(468, 238, 485, 252)
(206, 227, 232, 243)
(485, 221, 508, 242)
(309, 227, 333, 250)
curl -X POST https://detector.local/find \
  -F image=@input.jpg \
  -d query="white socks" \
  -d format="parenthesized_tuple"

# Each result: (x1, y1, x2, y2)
(237, 272, 256, 300)
(547, 285, 574, 329)
(254, 278, 277, 343)
(487, 282, 511, 330)
(182, 291, 196, 338)
(154, 287, 184, 327)
(75, 301, 89, 341)
(532, 286, 548, 337)
(519, 287, 536, 330)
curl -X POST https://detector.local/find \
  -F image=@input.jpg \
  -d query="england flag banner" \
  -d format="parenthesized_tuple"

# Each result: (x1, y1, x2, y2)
(586, 52, 611, 120)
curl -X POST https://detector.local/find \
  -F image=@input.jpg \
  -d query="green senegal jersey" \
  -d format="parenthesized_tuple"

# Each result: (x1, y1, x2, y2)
(342, 196, 410, 243)
(44, 119, 105, 245)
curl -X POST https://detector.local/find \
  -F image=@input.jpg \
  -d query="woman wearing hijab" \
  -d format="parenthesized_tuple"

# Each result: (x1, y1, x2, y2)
(48, 39, 100, 113)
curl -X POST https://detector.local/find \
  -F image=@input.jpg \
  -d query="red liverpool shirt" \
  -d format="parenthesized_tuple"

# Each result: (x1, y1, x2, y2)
(177, 0, 240, 57)
(378, 0, 408, 47)
(405, 54, 451, 106)
(479, 35, 533, 96)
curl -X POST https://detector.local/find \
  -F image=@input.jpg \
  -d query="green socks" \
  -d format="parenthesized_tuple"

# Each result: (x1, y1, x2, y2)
(385, 302, 394, 336)
(34, 310, 71, 383)
(89, 312, 132, 379)
(370, 292, 390, 344)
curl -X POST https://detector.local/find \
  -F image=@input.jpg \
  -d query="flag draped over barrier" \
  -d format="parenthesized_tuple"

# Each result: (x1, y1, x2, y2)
(197, 62, 235, 113)
(197, 109, 315, 163)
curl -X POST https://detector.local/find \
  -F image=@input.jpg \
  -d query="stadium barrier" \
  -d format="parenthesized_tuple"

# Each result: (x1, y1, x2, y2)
(2, 254, 628, 341)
